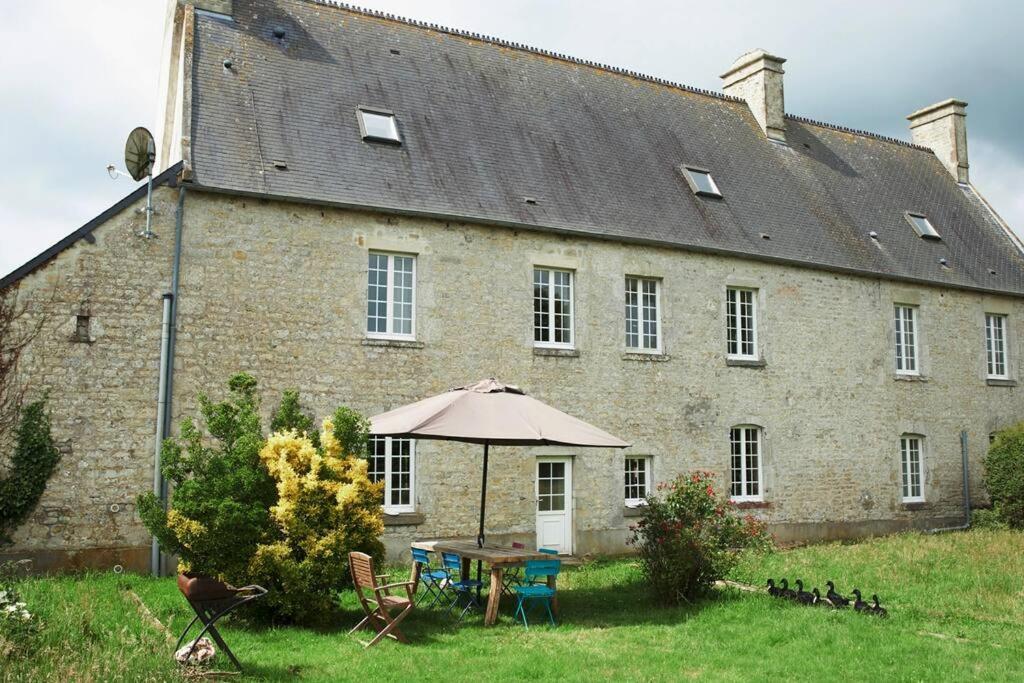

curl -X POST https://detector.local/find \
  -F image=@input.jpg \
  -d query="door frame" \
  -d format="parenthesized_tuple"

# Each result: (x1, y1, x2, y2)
(535, 455, 574, 555)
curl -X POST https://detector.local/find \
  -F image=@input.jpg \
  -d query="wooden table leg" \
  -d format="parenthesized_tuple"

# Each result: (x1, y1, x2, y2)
(485, 567, 503, 626)
(548, 575, 559, 616)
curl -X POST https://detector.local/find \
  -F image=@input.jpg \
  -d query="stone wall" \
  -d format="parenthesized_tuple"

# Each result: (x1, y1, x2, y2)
(3, 187, 1021, 569)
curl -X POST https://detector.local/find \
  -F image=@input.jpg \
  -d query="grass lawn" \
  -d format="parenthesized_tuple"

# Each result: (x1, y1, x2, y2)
(3, 529, 1023, 682)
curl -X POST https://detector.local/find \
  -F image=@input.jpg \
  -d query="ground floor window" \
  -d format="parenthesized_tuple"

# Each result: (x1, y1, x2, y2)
(624, 456, 651, 506)
(900, 435, 924, 502)
(366, 436, 415, 513)
(730, 426, 762, 501)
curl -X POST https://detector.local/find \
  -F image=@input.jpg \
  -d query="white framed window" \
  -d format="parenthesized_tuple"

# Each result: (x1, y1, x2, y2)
(894, 304, 919, 375)
(367, 436, 415, 513)
(625, 277, 661, 352)
(624, 456, 651, 506)
(357, 107, 401, 143)
(900, 435, 924, 502)
(366, 252, 415, 340)
(985, 313, 1009, 379)
(726, 287, 758, 359)
(534, 267, 574, 348)
(729, 426, 762, 502)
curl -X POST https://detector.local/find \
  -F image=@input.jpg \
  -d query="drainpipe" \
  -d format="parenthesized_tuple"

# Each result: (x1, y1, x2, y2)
(151, 292, 173, 575)
(151, 186, 186, 576)
(927, 430, 971, 533)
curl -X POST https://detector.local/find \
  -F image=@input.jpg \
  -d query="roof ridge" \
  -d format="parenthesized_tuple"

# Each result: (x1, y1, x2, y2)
(306, 0, 742, 104)
(785, 113, 930, 152)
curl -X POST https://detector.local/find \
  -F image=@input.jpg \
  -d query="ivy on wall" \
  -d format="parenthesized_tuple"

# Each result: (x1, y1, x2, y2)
(0, 400, 61, 545)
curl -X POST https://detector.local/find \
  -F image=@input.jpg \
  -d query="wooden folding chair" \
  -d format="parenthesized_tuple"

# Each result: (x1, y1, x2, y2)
(348, 551, 416, 648)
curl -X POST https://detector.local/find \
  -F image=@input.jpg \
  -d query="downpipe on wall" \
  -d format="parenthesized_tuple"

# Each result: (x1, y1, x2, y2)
(927, 430, 972, 533)
(151, 185, 186, 576)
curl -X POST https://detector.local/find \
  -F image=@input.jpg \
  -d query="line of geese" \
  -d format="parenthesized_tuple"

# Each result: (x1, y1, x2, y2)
(766, 578, 887, 617)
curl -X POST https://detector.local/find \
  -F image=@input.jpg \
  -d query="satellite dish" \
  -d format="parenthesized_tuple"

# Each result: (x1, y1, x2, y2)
(124, 127, 156, 182)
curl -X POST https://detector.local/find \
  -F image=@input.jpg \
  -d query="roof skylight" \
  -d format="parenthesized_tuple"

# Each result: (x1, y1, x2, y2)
(680, 166, 722, 198)
(357, 107, 401, 144)
(905, 212, 940, 240)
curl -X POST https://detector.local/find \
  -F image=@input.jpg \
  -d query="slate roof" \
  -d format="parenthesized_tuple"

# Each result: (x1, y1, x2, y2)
(186, 0, 1024, 295)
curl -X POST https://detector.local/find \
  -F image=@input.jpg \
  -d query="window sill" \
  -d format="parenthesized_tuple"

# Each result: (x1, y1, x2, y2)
(623, 505, 648, 517)
(362, 338, 425, 349)
(383, 512, 425, 526)
(534, 347, 579, 358)
(986, 378, 1017, 387)
(900, 501, 928, 511)
(622, 352, 670, 362)
(726, 357, 766, 368)
(894, 374, 928, 382)
(732, 500, 771, 510)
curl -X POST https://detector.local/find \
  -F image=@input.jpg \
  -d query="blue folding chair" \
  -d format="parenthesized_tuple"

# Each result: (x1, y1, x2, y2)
(440, 552, 484, 621)
(411, 547, 450, 608)
(512, 558, 561, 628)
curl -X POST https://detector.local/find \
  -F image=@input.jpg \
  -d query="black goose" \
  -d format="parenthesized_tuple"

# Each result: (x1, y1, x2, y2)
(795, 580, 815, 605)
(870, 594, 888, 618)
(825, 580, 850, 608)
(852, 589, 870, 612)
(767, 578, 781, 597)
(779, 578, 797, 600)
(811, 587, 830, 607)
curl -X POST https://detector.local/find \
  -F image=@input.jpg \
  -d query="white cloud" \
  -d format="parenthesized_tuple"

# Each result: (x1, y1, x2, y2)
(970, 138, 1024, 239)
(2, 0, 1023, 280)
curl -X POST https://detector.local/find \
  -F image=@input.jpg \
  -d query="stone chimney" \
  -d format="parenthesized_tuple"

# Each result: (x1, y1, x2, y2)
(907, 99, 969, 183)
(721, 50, 787, 143)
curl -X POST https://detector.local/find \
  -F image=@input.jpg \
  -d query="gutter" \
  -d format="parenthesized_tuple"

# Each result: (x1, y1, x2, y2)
(151, 185, 187, 576)
(927, 430, 971, 533)
(184, 182, 1024, 300)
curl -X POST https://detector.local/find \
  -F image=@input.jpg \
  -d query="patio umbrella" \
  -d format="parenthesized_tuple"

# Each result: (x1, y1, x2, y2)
(369, 378, 629, 549)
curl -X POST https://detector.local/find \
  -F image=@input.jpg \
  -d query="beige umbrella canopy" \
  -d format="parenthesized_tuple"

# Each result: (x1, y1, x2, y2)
(369, 378, 629, 548)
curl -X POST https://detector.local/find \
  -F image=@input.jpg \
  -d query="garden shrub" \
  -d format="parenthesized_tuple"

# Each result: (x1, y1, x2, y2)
(0, 399, 61, 545)
(0, 563, 39, 659)
(249, 409, 384, 623)
(137, 373, 279, 583)
(984, 423, 1024, 529)
(138, 375, 384, 625)
(629, 471, 772, 604)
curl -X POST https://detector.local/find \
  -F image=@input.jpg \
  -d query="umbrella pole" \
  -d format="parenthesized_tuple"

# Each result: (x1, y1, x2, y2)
(476, 441, 489, 602)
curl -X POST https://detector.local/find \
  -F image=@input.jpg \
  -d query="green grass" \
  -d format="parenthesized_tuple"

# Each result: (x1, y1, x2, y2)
(4, 529, 1024, 681)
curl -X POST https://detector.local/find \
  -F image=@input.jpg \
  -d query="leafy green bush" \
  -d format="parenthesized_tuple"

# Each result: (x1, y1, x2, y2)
(137, 373, 279, 583)
(970, 507, 1007, 530)
(984, 424, 1024, 529)
(0, 400, 61, 545)
(138, 375, 385, 625)
(628, 471, 772, 604)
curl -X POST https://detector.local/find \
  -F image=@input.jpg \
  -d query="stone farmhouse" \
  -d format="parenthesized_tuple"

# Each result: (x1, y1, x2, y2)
(2, 0, 1023, 572)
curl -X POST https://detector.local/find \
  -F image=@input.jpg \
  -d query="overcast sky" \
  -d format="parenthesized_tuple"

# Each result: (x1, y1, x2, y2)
(2, 0, 1022, 279)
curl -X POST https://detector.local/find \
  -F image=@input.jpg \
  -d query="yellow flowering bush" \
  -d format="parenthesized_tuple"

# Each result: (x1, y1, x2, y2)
(249, 411, 384, 623)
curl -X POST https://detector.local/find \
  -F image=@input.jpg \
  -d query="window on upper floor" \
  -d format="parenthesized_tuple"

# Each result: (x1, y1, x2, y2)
(680, 166, 722, 198)
(624, 456, 651, 507)
(900, 434, 924, 502)
(730, 425, 763, 502)
(904, 212, 940, 240)
(367, 252, 416, 340)
(726, 287, 758, 359)
(894, 304, 920, 375)
(534, 267, 574, 348)
(357, 107, 401, 144)
(625, 277, 661, 352)
(985, 313, 1009, 379)
(367, 436, 415, 513)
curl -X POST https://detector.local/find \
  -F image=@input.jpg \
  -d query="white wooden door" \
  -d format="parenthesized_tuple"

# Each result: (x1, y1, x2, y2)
(536, 457, 573, 554)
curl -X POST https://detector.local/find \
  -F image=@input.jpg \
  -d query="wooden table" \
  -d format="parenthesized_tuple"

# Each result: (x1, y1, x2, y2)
(411, 540, 556, 626)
